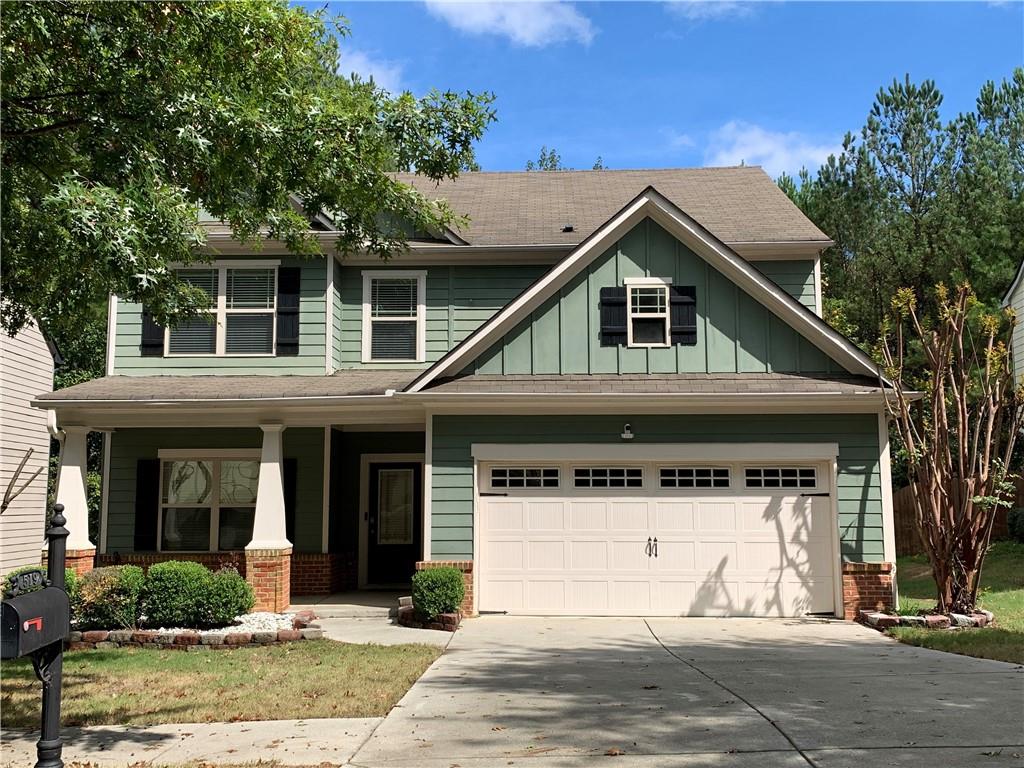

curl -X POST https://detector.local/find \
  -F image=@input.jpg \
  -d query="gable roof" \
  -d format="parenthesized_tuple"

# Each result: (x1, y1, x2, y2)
(395, 166, 830, 247)
(405, 186, 882, 393)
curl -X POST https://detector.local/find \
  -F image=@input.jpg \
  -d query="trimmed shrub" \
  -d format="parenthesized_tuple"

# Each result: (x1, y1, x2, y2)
(204, 568, 255, 627)
(142, 561, 253, 628)
(412, 567, 465, 620)
(1008, 507, 1024, 543)
(141, 561, 214, 628)
(77, 565, 144, 630)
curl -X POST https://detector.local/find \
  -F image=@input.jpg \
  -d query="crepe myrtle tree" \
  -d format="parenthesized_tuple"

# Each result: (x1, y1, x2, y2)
(1, 0, 495, 337)
(881, 282, 1023, 614)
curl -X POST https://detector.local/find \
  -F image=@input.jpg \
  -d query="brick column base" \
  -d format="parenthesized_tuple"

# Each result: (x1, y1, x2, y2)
(245, 548, 292, 612)
(416, 560, 474, 616)
(842, 562, 894, 620)
(44, 547, 96, 578)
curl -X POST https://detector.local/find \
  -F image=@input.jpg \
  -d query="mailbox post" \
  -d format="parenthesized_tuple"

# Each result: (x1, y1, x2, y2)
(0, 504, 71, 768)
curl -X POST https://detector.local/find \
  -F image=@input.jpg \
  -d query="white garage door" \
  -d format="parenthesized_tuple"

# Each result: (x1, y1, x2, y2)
(477, 461, 837, 617)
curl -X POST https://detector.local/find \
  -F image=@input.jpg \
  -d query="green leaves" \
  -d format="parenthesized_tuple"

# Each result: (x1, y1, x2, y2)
(1, 1, 495, 336)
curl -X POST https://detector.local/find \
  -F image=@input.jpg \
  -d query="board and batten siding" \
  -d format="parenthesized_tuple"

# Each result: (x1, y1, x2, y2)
(112, 257, 327, 375)
(430, 414, 884, 562)
(465, 220, 841, 377)
(0, 323, 54, 571)
(1008, 277, 1024, 381)
(336, 264, 549, 369)
(755, 260, 817, 314)
(105, 428, 324, 553)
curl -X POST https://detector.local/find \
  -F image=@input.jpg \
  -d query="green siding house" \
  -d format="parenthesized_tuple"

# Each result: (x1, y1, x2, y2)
(36, 166, 896, 619)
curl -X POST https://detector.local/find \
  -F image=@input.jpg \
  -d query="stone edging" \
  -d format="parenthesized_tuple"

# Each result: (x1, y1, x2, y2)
(858, 608, 994, 630)
(66, 610, 322, 651)
(396, 605, 461, 632)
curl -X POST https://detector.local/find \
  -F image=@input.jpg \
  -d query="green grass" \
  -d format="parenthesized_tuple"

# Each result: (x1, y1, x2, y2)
(888, 540, 1024, 664)
(0, 640, 441, 728)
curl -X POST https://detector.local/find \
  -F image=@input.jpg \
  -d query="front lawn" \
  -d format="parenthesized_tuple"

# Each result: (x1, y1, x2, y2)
(0, 640, 441, 728)
(888, 540, 1024, 664)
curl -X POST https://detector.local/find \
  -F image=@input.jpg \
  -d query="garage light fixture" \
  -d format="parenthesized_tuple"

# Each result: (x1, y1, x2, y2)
(620, 423, 634, 440)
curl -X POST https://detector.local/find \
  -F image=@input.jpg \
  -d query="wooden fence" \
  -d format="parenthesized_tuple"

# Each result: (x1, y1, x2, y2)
(893, 480, 1017, 557)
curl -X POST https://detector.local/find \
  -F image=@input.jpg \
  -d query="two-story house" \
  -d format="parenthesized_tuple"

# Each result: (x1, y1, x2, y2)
(34, 167, 897, 619)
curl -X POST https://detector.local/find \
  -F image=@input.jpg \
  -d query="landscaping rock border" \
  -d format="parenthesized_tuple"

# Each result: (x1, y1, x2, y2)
(396, 605, 461, 632)
(65, 610, 323, 651)
(858, 608, 994, 631)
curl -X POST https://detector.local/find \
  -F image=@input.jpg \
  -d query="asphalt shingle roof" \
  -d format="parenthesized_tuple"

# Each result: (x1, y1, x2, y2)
(36, 371, 418, 402)
(395, 166, 830, 246)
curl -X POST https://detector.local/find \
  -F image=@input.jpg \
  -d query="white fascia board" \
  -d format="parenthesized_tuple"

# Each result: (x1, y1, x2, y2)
(1002, 259, 1024, 307)
(729, 241, 834, 259)
(471, 442, 840, 462)
(406, 188, 881, 392)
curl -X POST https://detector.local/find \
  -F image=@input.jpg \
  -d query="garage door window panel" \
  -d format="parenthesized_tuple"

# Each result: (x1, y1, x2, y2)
(574, 467, 644, 489)
(745, 467, 818, 489)
(490, 467, 560, 490)
(660, 467, 731, 489)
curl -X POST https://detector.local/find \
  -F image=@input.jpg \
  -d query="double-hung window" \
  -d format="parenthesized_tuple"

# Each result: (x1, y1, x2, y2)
(625, 278, 671, 348)
(158, 454, 260, 552)
(361, 270, 426, 362)
(166, 263, 278, 356)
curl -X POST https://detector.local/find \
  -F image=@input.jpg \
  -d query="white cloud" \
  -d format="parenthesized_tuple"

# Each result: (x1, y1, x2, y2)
(703, 120, 839, 177)
(665, 1, 754, 21)
(664, 129, 696, 149)
(339, 50, 404, 93)
(423, 1, 595, 47)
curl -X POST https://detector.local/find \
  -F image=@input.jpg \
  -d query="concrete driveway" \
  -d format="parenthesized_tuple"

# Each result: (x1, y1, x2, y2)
(350, 617, 1023, 767)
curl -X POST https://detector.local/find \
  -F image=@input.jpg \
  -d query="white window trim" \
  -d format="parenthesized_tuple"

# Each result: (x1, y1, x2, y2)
(743, 465, 821, 491)
(486, 465, 561, 492)
(572, 465, 646, 490)
(658, 465, 732, 489)
(164, 262, 281, 358)
(624, 277, 672, 349)
(156, 452, 261, 553)
(360, 270, 427, 363)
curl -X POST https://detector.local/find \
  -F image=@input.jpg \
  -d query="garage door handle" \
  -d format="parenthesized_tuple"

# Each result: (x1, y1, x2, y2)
(480, 492, 508, 497)
(800, 492, 830, 497)
(645, 537, 652, 556)
(653, 537, 658, 557)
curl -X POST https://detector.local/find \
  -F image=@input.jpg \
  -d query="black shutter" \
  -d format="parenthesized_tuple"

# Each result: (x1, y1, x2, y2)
(283, 458, 298, 544)
(670, 285, 698, 346)
(276, 267, 301, 356)
(134, 459, 160, 550)
(599, 286, 628, 347)
(140, 309, 164, 357)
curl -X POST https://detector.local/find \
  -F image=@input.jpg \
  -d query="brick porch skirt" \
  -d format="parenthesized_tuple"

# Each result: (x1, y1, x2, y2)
(97, 551, 247, 575)
(416, 560, 474, 616)
(43, 547, 97, 577)
(842, 562, 895, 620)
(290, 552, 357, 596)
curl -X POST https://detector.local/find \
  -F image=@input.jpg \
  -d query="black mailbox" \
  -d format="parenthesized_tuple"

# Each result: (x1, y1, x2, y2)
(1, 587, 70, 660)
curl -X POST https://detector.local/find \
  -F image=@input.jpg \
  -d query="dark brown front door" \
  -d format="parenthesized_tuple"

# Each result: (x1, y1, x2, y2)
(367, 462, 422, 585)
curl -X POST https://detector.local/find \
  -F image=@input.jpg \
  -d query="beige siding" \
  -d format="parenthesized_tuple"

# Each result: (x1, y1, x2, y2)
(0, 323, 53, 572)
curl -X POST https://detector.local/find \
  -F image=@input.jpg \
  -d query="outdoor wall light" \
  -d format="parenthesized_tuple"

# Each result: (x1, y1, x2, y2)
(621, 423, 634, 440)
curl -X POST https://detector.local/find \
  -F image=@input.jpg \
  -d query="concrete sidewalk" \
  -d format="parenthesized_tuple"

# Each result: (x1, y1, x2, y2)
(0, 717, 381, 767)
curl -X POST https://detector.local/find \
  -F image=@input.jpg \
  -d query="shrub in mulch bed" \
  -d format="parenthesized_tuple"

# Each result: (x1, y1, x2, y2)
(858, 608, 995, 631)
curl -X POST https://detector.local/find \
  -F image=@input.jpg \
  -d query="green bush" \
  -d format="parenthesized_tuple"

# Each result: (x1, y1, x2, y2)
(412, 567, 465, 620)
(203, 568, 255, 626)
(141, 561, 214, 628)
(1008, 507, 1024, 543)
(77, 565, 144, 630)
(141, 561, 253, 628)
(3, 565, 80, 623)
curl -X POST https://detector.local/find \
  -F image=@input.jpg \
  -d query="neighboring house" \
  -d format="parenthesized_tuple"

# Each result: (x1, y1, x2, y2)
(33, 167, 897, 620)
(1, 321, 55, 573)
(1003, 258, 1024, 382)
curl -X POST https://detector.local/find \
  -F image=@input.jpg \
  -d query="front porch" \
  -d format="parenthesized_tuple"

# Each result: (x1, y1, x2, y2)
(57, 423, 435, 612)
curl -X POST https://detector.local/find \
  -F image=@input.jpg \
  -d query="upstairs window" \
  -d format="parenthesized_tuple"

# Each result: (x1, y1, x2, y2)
(627, 282, 670, 347)
(362, 270, 426, 362)
(165, 263, 278, 356)
(600, 279, 697, 348)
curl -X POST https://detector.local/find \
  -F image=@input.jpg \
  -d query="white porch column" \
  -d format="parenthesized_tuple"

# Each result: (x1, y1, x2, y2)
(246, 424, 291, 551)
(55, 425, 95, 551)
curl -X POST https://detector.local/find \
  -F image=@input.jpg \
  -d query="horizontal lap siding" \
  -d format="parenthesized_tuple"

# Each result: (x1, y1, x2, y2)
(756, 260, 817, 313)
(107, 428, 323, 554)
(468, 220, 842, 376)
(431, 414, 883, 562)
(337, 265, 547, 369)
(112, 257, 327, 374)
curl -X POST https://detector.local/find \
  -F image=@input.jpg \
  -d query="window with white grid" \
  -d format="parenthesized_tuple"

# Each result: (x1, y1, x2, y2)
(744, 467, 817, 489)
(573, 467, 644, 488)
(660, 467, 731, 489)
(362, 271, 425, 362)
(490, 467, 560, 489)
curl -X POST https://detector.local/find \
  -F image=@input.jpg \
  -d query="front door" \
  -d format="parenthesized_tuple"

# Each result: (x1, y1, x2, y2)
(367, 462, 423, 585)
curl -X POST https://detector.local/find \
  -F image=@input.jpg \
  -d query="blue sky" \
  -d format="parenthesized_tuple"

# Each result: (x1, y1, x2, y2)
(325, 1, 1023, 177)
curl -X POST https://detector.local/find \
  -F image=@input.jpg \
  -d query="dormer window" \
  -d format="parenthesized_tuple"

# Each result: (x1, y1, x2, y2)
(361, 270, 426, 363)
